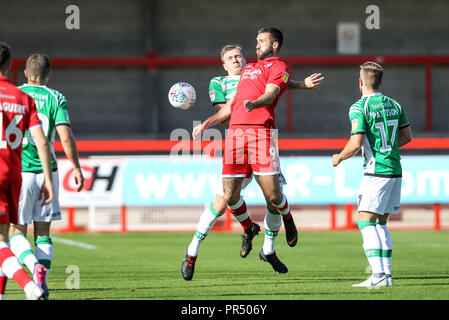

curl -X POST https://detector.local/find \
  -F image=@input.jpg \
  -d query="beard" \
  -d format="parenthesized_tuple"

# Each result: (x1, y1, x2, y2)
(257, 47, 273, 60)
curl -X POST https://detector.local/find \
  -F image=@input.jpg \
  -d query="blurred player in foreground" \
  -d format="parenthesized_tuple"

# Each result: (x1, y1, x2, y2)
(0, 42, 53, 300)
(9, 54, 84, 299)
(332, 61, 412, 288)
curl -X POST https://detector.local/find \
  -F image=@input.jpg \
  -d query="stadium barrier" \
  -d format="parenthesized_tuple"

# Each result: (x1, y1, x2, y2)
(52, 151, 449, 232)
(10, 54, 449, 132)
(10, 54, 449, 232)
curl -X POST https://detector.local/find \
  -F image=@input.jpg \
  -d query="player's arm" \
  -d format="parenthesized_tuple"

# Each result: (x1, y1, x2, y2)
(332, 134, 364, 167)
(29, 126, 54, 204)
(398, 125, 412, 148)
(287, 73, 324, 91)
(244, 84, 280, 112)
(56, 125, 84, 192)
(213, 101, 232, 127)
(192, 102, 232, 141)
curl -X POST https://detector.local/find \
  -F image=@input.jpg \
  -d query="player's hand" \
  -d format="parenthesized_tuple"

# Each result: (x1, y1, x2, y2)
(192, 123, 204, 141)
(332, 154, 342, 167)
(304, 73, 324, 90)
(244, 100, 255, 112)
(39, 180, 54, 206)
(73, 167, 85, 192)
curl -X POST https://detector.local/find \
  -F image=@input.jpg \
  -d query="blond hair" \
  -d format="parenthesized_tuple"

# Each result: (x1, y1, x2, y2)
(360, 61, 383, 90)
(220, 45, 243, 63)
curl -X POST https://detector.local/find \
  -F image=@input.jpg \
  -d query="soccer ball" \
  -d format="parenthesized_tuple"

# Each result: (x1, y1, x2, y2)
(168, 82, 196, 110)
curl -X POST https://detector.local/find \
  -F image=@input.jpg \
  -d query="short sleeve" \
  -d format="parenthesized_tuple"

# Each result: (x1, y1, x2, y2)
(209, 78, 226, 105)
(267, 62, 289, 92)
(348, 102, 366, 135)
(55, 93, 71, 126)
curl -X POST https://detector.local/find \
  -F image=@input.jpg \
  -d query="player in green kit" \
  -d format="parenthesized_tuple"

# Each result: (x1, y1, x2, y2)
(332, 62, 412, 288)
(9, 54, 84, 299)
(182, 44, 324, 280)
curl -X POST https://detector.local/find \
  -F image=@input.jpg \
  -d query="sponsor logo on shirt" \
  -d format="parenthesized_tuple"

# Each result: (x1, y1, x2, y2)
(242, 69, 262, 80)
(352, 119, 359, 131)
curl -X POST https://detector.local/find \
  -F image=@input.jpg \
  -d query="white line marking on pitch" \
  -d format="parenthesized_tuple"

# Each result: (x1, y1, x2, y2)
(52, 236, 98, 250)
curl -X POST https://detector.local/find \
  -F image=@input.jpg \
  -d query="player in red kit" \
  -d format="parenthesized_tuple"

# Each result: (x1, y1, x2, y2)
(221, 27, 296, 273)
(0, 42, 54, 300)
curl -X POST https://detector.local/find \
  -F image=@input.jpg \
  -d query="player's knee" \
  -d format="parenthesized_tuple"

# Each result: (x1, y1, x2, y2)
(213, 195, 228, 214)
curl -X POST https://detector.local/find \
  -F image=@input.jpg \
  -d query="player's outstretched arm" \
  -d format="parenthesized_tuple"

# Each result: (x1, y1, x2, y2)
(29, 126, 54, 205)
(192, 102, 232, 141)
(287, 73, 325, 91)
(56, 125, 84, 192)
(332, 133, 364, 166)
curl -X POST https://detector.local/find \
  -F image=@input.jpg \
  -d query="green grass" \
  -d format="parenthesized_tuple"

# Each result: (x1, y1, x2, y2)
(4, 230, 449, 300)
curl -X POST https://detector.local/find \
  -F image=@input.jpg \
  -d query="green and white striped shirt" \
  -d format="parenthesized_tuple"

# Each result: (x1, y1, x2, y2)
(349, 92, 409, 177)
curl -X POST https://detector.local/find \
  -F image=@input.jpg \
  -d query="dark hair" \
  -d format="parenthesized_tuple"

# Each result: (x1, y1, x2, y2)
(258, 27, 283, 50)
(0, 42, 11, 70)
(360, 61, 383, 90)
(26, 53, 51, 81)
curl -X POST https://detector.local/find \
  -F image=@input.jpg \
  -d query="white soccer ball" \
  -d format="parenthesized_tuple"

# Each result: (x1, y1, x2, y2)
(168, 82, 196, 110)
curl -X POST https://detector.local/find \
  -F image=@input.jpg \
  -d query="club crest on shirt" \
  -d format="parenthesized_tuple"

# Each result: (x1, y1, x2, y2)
(282, 71, 289, 83)
(209, 90, 215, 102)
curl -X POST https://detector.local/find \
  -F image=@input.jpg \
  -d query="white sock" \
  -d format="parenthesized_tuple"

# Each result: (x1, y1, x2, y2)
(187, 205, 222, 256)
(262, 210, 282, 255)
(35, 237, 53, 282)
(376, 222, 392, 275)
(9, 233, 39, 274)
(358, 221, 384, 275)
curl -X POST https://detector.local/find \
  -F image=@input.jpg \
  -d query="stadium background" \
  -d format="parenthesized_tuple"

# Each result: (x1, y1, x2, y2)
(0, 0, 448, 232)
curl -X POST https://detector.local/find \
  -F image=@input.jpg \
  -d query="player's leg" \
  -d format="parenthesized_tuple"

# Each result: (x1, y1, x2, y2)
(0, 179, 43, 299)
(9, 171, 44, 280)
(9, 224, 41, 275)
(182, 194, 227, 281)
(256, 174, 297, 246)
(0, 269, 6, 300)
(254, 175, 288, 273)
(0, 225, 43, 300)
(376, 213, 393, 286)
(33, 221, 52, 298)
(187, 195, 227, 257)
(261, 177, 288, 257)
(376, 176, 401, 286)
(353, 176, 394, 288)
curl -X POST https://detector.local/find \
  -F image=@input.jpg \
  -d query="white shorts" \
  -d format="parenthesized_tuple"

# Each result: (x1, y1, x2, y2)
(357, 175, 402, 215)
(18, 171, 61, 225)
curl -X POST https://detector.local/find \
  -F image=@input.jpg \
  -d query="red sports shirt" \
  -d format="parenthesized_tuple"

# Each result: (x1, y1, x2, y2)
(229, 57, 290, 128)
(0, 77, 41, 178)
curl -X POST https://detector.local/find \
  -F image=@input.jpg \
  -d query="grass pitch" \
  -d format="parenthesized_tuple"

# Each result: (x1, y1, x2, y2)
(4, 230, 449, 300)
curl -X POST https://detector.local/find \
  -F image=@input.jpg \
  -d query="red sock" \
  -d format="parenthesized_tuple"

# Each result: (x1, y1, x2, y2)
(227, 200, 253, 231)
(0, 247, 32, 289)
(0, 274, 7, 296)
(273, 196, 292, 221)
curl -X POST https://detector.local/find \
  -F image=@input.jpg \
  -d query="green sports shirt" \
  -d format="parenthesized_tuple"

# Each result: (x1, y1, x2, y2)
(19, 84, 71, 172)
(349, 92, 409, 177)
(208, 75, 240, 105)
